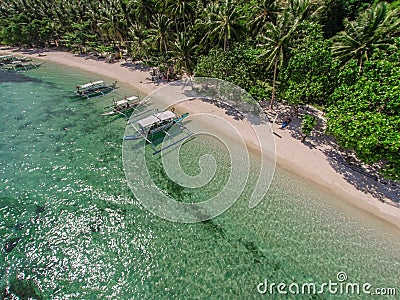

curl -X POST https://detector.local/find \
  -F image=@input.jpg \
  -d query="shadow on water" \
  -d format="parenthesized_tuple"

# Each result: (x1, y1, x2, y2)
(238, 238, 266, 264)
(201, 220, 226, 239)
(3, 238, 20, 253)
(1, 277, 43, 300)
(0, 71, 41, 83)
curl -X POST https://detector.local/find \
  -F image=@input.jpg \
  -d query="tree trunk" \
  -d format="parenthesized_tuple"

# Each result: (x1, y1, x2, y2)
(164, 38, 168, 55)
(294, 105, 299, 117)
(358, 59, 363, 76)
(270, 60, 278, 109)
(224, 34, 227, 52)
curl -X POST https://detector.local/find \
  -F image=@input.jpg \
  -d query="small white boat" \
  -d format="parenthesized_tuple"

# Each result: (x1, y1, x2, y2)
(2, 62, 42, 71)
(124, 110, 193, 154)
(101, 95, 144, 117)
(71, 80, 118, 99)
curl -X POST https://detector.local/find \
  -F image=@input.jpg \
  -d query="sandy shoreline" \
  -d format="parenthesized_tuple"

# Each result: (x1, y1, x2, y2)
(2, 48, 400, 230)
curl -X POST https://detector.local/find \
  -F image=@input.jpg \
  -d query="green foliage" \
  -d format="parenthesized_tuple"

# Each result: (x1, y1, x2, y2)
(257, 0, 324, 108)
(327, 57, 400, 179)
(301, 114, 317, 140)
(280, 22, 338, 107)
(170, 32, 198, 76)
(332, 2, 400, 73)
(321, 0, 346, 38)
(248, 0, 279, 36)
(344, 0, 376, 20)
(391, 0, 400, 8)
(0, 14, 30, 45)
(199, 0, 246, 52)
(62, 22, 99, 53)
(194, 45, 267, 101)
(27, 18, 54, 46)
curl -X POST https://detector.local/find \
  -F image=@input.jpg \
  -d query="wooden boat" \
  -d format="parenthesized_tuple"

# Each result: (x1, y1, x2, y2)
(101, 95, 144, 117)
(124, 110, 193, 154)
(0, 55, 32, 65)
(71, 80, 118, 99)
(0, 55, 15, 65)
(2, 61, 41, 71)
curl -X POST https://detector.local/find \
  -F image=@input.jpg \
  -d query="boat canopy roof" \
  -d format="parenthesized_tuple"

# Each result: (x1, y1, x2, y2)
(77, 80, 105, 89)
(137, 111, 176, 128)
(115, 96, 138, 106)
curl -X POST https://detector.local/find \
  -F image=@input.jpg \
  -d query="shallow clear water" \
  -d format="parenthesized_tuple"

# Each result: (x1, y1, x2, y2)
(0, 63, 399, 299)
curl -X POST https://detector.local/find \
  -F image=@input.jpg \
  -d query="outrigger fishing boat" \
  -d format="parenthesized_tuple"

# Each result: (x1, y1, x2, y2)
(0, 55, 15, 65)
(124, 110, 193, 154)
(101, 95, 144, 118)
(71, 80, 118, 99)
(2, 61, 42, 71)
(0, 55, 32, 66)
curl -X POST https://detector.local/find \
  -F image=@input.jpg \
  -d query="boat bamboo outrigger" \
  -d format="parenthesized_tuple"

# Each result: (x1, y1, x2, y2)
(0, 55, 32, 66)
(124, 110, 193, 154)
(1, 61, 41, 71)
(0, 55, 15, 65)
(101, 95, 144, 118)
(71, 80, 118, 99)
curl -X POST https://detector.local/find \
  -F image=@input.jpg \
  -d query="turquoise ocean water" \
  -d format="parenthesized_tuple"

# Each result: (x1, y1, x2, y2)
(0, 62, 399, 299)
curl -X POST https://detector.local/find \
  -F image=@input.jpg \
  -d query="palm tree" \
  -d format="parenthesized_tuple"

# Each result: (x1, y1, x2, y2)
(332, 2, 400, 74)
(202, 0, 244, 51)
(258, 10, 298, 109)
(258, 0, 321, 109)
(132, 0, 156, 27)
(285, 0, 324, 22)
(96, 11, 125, 44)
(164, 0, 195, 33)
(170, 32, 198, 76)
(148, 13, 174, 55)
(249, 0, 280, 36)
(128, 22, 149, 59)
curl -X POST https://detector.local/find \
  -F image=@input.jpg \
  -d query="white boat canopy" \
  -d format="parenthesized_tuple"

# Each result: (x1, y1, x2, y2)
(77, 80, 105, 89)
(137, 111, 176, 128)
(115, 96, 138, 106)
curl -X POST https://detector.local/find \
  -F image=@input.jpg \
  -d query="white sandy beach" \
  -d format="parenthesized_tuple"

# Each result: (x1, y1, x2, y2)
(2, 48, 400, 229)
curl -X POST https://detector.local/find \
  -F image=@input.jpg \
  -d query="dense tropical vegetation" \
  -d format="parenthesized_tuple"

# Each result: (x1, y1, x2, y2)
(1, 0, 399, 179)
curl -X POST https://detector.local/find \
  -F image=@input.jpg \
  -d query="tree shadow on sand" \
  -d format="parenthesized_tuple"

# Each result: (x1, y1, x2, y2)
(186, 97, 245, 121)
(267, 103, 400, 206)
(321, 146, 400, 205)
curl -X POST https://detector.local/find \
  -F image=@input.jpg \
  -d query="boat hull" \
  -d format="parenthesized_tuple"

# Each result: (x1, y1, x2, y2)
(70, 83, 117, 100)
(2, 62, 42, 71)
(124, 112, 189, 141)
(101, 106, 135, 117)
(101, 99, 143, 117)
